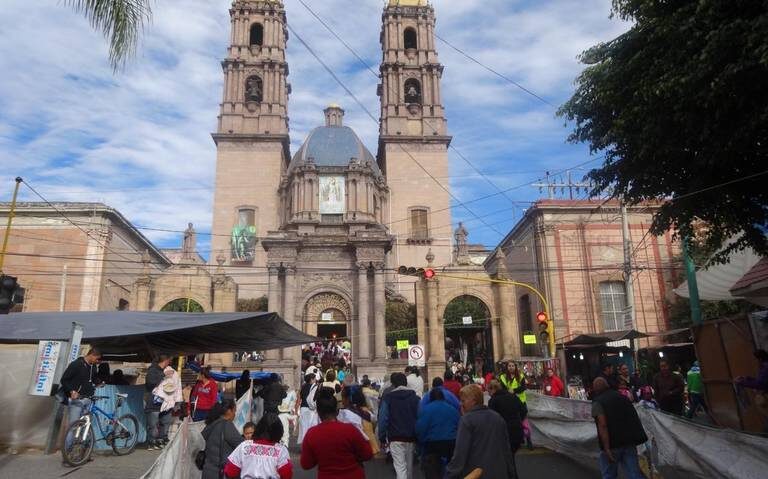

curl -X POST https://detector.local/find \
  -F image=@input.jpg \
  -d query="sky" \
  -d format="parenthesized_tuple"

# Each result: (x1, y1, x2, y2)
(0, 0, 629, 258)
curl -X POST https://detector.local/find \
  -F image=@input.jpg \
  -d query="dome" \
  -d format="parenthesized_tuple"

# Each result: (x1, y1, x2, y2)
(289, 106, 379, 174)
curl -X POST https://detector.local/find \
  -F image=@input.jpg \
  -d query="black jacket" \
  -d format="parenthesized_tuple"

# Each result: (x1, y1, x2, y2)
(259, 381, 287, 413)
(445, 406, 517, 479)
(144, 363, 164, 411)
(488, 389, 524, 449)
(201, 419, 242, 479)
(60, 357, 97, 402)
(592, 388, 648, 450)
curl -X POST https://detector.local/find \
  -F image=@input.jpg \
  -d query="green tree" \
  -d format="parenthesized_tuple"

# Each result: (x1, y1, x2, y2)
(65, 0, 152, 71)
(385, 300, 416, 334)
(160, 298, 204, 312)
(237, 296, 269, 312)
(443, 295, 490, 326)
(559, 1, 768, 263)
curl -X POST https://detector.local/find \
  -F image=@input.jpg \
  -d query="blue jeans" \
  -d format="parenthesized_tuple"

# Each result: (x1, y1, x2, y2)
(686, 393, 708, 418)
(146, 410, 173, 444)
(65, 398, 92, 449)
(599, 445, 645, 479)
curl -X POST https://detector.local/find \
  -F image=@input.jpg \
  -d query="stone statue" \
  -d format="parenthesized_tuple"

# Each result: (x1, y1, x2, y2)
(182, 223, 196, 260)
(405, 83, 420, 103)
(454, 222, 469, 264)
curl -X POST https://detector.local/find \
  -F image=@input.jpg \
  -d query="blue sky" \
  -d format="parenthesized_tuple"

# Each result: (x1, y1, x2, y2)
(0, 0, 628, 258)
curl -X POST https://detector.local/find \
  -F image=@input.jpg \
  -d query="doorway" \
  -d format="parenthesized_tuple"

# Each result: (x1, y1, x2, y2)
(317, 322, 347, 340)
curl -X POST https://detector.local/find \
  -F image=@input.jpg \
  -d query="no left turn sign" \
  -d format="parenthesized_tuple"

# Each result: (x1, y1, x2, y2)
(408, 344, 425, 367)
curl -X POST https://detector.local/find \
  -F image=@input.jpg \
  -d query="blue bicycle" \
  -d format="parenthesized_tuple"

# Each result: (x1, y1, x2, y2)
(61, 394, 140, 466)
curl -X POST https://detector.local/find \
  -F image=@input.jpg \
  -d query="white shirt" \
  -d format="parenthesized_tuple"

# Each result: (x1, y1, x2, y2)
(406, 374, 424, 398)
(227, 440, 291, 479)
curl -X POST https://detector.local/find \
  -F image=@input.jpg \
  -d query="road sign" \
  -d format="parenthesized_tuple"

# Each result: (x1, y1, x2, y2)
(396, 339, 410, 350)
(408, 344, 425, 367)
(523, 334, 537, 345)
(462, 316, 472, 325)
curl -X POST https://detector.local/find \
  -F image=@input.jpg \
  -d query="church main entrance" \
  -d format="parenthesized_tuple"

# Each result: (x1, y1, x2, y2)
(302, 292, 352, 376)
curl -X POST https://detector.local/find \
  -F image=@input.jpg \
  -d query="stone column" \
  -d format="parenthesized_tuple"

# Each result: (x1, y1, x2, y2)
(266, 266, 281, 361)
(373, 263, 387, 360)
(357, 264, 370, 361)
(498, 282, 519, 360)
(426, 279, 444, 362)
(283, 265, 299, 366)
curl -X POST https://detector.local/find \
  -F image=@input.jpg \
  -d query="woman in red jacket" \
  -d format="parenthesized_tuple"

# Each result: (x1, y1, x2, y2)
(192, 366, 219, 421)
(543, 368, 564, 397)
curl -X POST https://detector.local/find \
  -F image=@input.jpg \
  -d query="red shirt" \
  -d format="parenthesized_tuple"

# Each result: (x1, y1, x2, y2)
(443, 380, 462, 398)
(300, 420, 373, 479)
(544, 375, 564, 397)
(192, 379, 218, 411)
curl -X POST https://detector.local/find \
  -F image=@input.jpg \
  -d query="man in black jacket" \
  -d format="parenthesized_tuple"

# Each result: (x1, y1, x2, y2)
(591, 377, 647, 479)
(145, 355, 172, 450)
(487, 379, 524, 468)
(258, 373, 287, 415)
(60, 348, 102, 424)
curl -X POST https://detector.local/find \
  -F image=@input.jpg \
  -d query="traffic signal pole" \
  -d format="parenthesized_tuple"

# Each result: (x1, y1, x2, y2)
(436, 272, 555, 357)
(0, 177, 23, 273)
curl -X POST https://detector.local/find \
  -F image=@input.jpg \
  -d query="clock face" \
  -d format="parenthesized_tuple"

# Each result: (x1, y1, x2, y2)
(470, 255, 487, 265)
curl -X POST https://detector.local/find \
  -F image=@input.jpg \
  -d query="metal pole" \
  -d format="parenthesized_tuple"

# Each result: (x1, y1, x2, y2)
(59, 265, 68, 311)
(0, 177, 23, 273)
(621, 201, 636, 330)
(683, 236, 702, 325)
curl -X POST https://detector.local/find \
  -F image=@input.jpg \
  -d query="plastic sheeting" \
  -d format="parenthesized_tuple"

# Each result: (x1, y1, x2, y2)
(526, 392, 768, 478)
(140, 418, 205, 479)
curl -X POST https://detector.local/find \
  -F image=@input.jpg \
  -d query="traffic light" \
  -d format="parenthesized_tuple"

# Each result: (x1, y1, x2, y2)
(397, 266, 436, 280)
(536, 311, 554, 357)
(0, 275, 23, 314)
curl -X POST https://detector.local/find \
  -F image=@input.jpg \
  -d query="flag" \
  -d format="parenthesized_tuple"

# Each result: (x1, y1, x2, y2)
(233, 382, 252, 433)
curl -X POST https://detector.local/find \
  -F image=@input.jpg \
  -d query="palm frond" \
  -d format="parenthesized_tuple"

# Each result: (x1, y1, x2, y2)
(63, 0, 152, 71)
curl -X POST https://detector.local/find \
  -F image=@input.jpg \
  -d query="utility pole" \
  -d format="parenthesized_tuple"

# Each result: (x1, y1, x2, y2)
(0, 177, 23, 273)
(59, 264, 68, 311)
(532, 170, 593, 200)
(620, 201, 636, 330)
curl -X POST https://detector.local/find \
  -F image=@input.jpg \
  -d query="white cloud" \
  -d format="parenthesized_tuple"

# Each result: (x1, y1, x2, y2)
(0, 0, 628, 254)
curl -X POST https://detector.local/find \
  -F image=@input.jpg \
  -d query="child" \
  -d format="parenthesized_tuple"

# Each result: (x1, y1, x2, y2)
(223, 415, 292, 479)
(242, 421, 256, 441)
(638, 385, 659, 410)
(153, 366, 183, 413)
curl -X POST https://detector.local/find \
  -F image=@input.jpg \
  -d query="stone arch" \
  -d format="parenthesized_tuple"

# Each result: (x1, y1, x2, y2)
(441, 292, 496, 374)
(153, 293, 211, 313)
(300, 288, 354, 337)
(437, 288, 496, 324)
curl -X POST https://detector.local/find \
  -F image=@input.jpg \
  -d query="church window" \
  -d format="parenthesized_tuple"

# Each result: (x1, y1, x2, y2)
(404, 27, 417, 50)
(238, 208, 255, 228)
(250, 23, 264, 46)
(599, 281, 627, 332)
(404, 78, 421, 104)
(245, 75, 263, 102)
(409, 207, 430, 240)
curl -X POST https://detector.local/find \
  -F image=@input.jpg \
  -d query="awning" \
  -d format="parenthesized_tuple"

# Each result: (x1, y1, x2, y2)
(563, 328, 689, 347)
(0, 311, 317, 360)
(674, 247, 762, 301)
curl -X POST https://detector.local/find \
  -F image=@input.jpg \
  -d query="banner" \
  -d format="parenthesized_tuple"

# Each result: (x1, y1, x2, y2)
(233, 383, 253, 433)
(319, 176, 345, 214)
(28, 340, 62, 396)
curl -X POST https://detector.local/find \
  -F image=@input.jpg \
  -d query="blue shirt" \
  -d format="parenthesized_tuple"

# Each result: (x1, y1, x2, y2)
(416, 399, 460, 443)
(419, 387, 460, 411)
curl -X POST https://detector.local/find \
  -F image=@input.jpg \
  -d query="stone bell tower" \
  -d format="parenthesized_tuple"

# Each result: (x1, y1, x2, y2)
(210, 0, 290, 299)
(378, 0, 452, 294)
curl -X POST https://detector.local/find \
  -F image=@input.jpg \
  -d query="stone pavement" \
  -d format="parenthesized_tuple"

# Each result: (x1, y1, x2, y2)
(0, 447, 596, 479)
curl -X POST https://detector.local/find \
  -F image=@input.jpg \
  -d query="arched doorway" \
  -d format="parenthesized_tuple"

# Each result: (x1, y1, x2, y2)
(443, 295, 494, 375)
(160, 298, 204, 312)
(303, 292, 352, 372)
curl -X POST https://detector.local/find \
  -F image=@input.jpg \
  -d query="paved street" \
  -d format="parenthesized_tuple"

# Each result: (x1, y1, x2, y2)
(0, 447, 596, 479)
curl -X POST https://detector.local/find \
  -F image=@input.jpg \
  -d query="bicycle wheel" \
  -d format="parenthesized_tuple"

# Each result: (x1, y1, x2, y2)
(62, 418, 95, 467)
(111, 414, 139, 456)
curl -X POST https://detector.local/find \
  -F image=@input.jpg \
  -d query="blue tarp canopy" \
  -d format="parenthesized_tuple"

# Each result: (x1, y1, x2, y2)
(186, 362, 273, 383)
(0, 311, 317, 361)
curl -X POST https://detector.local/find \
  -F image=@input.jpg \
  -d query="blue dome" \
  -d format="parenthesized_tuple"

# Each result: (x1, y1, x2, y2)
(289, 125, 379, 173)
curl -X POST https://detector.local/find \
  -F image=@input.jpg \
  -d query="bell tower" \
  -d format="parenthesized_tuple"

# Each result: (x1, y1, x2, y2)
(210, 0, 290, 299)
(378, 0, 453, 276)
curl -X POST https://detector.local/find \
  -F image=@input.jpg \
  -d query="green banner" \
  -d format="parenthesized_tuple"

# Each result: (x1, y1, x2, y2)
(231, 225, 257, 262)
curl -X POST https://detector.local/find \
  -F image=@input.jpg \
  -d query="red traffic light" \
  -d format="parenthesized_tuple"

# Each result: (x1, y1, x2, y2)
(424, 268, 435, 279)
(536, 311, 548, 323)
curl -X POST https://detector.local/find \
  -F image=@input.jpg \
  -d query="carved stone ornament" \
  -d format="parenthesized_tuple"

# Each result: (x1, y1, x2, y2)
(355, 247, 383, 263)
(300, 272, 353, 293)
(298, 249, 343, 262)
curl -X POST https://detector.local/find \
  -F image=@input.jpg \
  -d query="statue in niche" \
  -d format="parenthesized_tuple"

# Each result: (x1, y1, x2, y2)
(246, 76, 263, 102)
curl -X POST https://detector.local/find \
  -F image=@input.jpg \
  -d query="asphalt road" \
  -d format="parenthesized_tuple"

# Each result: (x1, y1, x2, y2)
(0, 447, 597, 479)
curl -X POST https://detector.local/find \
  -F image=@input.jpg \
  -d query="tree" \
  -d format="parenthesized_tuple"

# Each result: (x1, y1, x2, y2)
(559, 1, 768, 263)
(160, 298, 204, 312)
(65, 0, 152, 71)
(443, 295, 490, 326)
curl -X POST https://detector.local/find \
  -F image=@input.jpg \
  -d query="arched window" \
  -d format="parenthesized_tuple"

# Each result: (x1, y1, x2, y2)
(599, 281, 627, 331)
(250, 23, 264, 46)
(245, 75, 263, 102)
(404, 27, 417, 50)
(404, 78, 421, 104)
